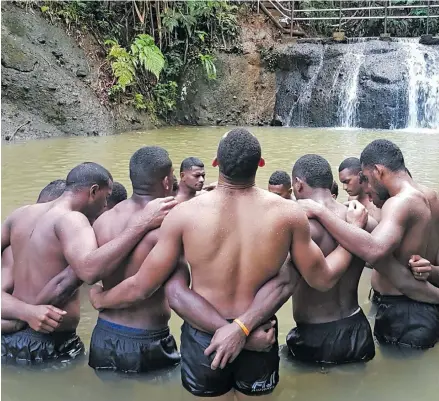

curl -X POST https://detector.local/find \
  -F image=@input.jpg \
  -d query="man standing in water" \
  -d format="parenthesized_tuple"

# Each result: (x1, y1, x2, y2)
(175, 157, 205, 202)
(268, 170, 294, 200)
(1, 162, 175, 363)
(338, 157, 381, 221)
(88, 147, 182, 373)
(287, 154, 375, 364)
(106, 181, 128, 210)
(91, 128, 356, 399)
(2, 179, 67, 333)
(300, 140, 439, 349)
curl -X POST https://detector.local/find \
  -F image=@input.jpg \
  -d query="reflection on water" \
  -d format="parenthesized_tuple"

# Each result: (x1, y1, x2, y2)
(2, 127, 439, 401)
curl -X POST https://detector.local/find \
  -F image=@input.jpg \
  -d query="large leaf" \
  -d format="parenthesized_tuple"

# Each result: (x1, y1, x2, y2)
(131, 34, 165, 79)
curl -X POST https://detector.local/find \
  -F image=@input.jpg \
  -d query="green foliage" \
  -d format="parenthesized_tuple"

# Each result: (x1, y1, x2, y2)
(153, 81, 179, 118)
(199, 54, 217, 80)
(133, 93, 147, 111)
(258, 46, 279, 73)
(131, 34, 165, 80)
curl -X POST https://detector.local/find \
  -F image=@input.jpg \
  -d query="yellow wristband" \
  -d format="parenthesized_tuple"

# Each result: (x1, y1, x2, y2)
(233, 319, 250, 337)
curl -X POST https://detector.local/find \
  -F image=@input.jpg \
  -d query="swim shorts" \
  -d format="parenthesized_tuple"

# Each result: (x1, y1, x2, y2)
(374, 294, 439, 349)
(1, 327, 84, 363)
(181, 318, 279, 397)
(286, 308, 375, 364)
(88, 318, 180, 373)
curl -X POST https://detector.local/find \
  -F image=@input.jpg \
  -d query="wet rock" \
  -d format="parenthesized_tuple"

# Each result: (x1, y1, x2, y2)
(37, 37, 46, 44)
(52, 50, 63, 58)
(420, 35, 439, 45)
(47, 84, 57, 91)
(76, 67, 87, 77)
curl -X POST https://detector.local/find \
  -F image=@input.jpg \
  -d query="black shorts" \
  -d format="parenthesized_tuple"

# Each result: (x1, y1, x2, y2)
(88, 318, 180, 373)
(181, 319, 280, 398)
(374, 294, 439, 349)
(286, 308, 375, 364)
(1, 328, 84, 364)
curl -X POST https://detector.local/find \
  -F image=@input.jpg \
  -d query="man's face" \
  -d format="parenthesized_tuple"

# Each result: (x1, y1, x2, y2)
(361, 166, 389, 208)
(88, 180, 113, 221)
(268, 184, 291, 200)
(182, 166, 205, 191)
(339, 168, 362, 197)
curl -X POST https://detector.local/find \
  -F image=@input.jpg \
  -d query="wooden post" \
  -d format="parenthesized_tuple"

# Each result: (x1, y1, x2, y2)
(427, 0, 431, 35)
(290, 0, 295, 37)
(338, 0, 342, 31)
(384, 0, 388, 35)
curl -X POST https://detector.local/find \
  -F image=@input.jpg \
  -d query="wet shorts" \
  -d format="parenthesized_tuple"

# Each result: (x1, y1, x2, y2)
(181, 319, 280, 397)
(1, 327, 84, 364)
(374, 294, 439, 349)
(286, 308, 375, 364)
(88, 318, 180, 373)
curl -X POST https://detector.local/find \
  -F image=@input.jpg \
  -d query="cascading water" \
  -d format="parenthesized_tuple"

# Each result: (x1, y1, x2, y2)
(337, 49, 365, 128)
(402, 39, 439, 130)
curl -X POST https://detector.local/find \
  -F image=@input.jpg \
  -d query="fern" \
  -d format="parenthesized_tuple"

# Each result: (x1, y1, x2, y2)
(199, 53, 217, 80)
(131, 34, 165, 80)
(112, 59, 135, 91)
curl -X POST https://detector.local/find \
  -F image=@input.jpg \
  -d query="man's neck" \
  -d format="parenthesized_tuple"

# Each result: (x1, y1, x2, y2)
(384, 171, 413, 197)
(306, 189, 334, 207)
(217, 174, 255, 190)
(131, 192, 158, 207)
(55, 192, 86, 213)
(177, 183, 196, 199)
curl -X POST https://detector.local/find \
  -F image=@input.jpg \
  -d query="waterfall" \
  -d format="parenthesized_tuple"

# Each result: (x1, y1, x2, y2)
(337, 49, 365, 128)
(287, 48, 324, 127)
(403, 40, 439, 129)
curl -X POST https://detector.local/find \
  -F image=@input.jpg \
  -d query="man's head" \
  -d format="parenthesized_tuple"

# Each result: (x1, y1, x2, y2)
(213, 128, 264, 183)
(268, 170, 292, 199)
(292, 154, 333, 200)
(360, 139, 406, 207)
(172, 174, 179, 196)
(37, 179, 66, 203)
(106, 181, 127, 210)
(331, 180, 339, 200)
(65, 162, 113, 220)
(338, 157, 362, 197)
(129, 146, 173, 197)
(180, 157, 205, 192)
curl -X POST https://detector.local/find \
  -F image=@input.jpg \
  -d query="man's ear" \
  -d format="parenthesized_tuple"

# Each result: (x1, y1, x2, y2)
(258, 157, 265, 167)
(90, 184, 99, 198)
(212, 157, 218, 167)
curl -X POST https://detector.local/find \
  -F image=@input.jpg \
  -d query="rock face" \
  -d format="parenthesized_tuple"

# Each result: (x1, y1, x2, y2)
(1, 3, 114, 140)
(274, 39, 439, 129)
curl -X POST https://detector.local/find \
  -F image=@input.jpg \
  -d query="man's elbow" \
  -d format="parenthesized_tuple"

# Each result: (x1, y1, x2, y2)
(165, 282, 187, 311)
(368, 248, 387, 267)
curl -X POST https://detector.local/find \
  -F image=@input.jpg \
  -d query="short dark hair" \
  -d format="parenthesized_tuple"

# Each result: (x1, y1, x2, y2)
(217, 128, 261, 180)
(292, 154, 333, 190)
(331, 180, 339, 198)
(180, 157, 204, 173)
(172, 175, 179, 192)
(65, 162, 112, 191)
(108, 181, 127, 206)
(129, 146, 172, 189)
(338, 157, 361, 174)
(360, 139, 405, 172)
(269, 171, 291, 187)
(37, 179, 66, 203)
(406, 167, 412, 178)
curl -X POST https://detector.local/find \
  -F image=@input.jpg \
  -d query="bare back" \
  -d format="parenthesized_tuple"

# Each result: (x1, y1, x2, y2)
(94, 199, 171, 330)
(7, 203, 80, 331)
(372, 186, 432, 295)
(178, 187, 296, 319)
(294, 200, 364, 323)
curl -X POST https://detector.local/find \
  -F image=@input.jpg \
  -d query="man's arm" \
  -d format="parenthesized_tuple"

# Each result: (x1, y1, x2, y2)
(299, 197, 407, 265)
(90, 207, 184, 310)
(289, 209, 353, 291)
(56, 197, 176, 284)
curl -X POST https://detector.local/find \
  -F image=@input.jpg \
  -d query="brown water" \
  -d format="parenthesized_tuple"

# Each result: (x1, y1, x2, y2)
(2, 126, 439, 401)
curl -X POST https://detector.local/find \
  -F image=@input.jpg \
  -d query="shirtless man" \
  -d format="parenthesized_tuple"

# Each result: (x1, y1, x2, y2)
(88, 146, 181, 373)
(2, 179, 66, 333)
(330, 180, 338, 200)
(268, 170, 294, 200)
(299, 140, 439, 349)
(1, 162, 175, 363)
(175, 157, 205, 203)
(338, 157, 381, 221)
(287, 155, 375, 364)
(90, 128, 356, 399)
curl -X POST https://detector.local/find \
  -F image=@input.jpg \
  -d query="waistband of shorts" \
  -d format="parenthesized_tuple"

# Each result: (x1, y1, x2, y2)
(96, 318, 170, 340)
(6, 327, 77, 341)
(296, 308, 366, 329)
(376, 294, 438, 306)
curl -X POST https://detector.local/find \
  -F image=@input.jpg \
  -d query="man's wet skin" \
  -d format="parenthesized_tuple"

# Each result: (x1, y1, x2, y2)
(268, 170, 294, 200)
(1, 162, 175, 363)
(90, 128, 357, 399)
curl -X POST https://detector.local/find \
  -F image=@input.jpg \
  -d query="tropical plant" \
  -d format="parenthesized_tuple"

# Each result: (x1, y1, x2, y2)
(199, 53, 217, 80)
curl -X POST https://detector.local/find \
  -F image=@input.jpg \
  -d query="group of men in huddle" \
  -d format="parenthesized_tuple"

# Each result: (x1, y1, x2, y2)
(2, 128, 439, 400)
